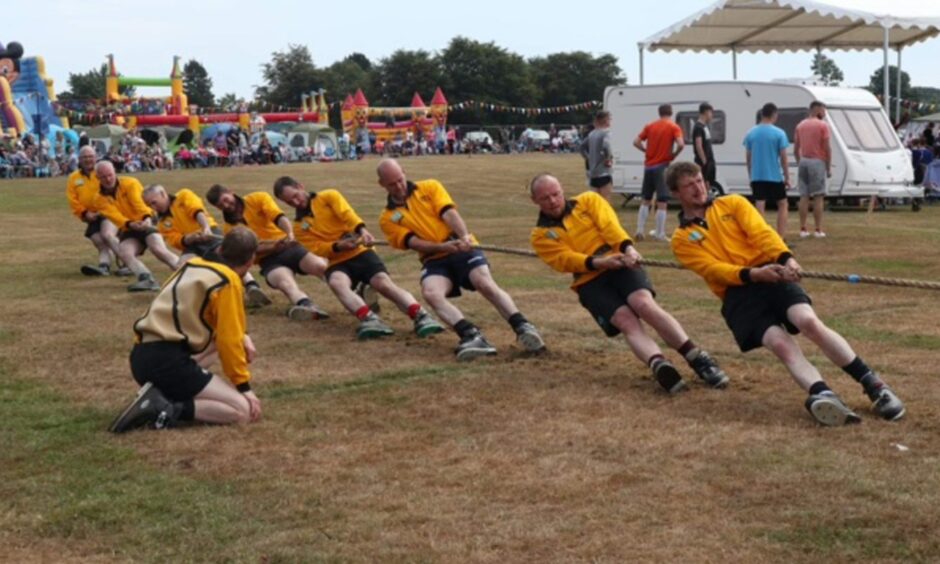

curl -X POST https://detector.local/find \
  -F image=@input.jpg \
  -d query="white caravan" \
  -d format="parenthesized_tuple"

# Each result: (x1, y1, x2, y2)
(605, 81, 919, 201)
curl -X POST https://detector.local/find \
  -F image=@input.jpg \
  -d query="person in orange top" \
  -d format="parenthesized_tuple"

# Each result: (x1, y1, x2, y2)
(376, 159, 545, 361)
(667, 161, 905, 426)
(108, 228, 262, 433)
(633, 104, 684, 241)
(793, 101, 832, 238)
(273, 176, 445, 340)
(529, 173, 727, 393)
(91, 161, 179, 292)
(65, 146, 122, 276)
(205, 184, 329, 321)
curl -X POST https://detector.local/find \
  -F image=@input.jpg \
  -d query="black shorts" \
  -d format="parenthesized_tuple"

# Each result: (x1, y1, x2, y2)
(183, 227, 224, 261)
(119, 227, 159, 255)
(589, 175, 613, 189)
(421, 249, 489, 298)
(751, 181, 787, 202)
(130, 341, 212, 402)
(641, 165, 669, 202)
(721, 282, 813, 352)
(576, 268, 656, 337)
(326, 249, 388, 287)
(84, 217, 104, 239)
(697, 160, 717, 185)
(259, 242, 309, 279)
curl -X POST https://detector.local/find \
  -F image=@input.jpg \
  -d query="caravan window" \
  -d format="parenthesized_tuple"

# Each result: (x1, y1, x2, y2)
(828, 108, 900, 152)
(755, 108, 807, 142)
(676, 111, 726, 144)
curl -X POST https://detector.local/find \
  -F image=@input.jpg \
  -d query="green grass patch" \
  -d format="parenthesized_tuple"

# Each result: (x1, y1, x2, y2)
(826, 317, 940, 351)
(855, 258, 926, 274)
(265, 363, 474, 400)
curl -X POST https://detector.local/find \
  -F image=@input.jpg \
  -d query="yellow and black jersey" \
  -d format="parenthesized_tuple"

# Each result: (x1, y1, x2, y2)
(133, 257, 250, 389)
(221, 192, 287, 242)
(530, 191, 634, 290)
(671, 194, 792, 300)
(293, 189, 368, 267)
(157, 189, 219, 251)
(85, 176, 154, 230)
(65, 169, 99, 220)
(379, 179, 478, 263)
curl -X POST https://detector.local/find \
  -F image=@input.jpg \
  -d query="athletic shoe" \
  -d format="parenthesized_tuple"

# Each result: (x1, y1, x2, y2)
(455, 330, 497, 361)
(81, 264, 109, 276)
(413, 311, 445, 337)
(688, 351, 729, 389)
(799, 229, 811, 238)
(356, 282, 381, 313)
(127, 273, 160, 292)
(650, 233, 670, 242)
(514, 322, 546, 353)
(804, 390, 862, 426)
(634, 232, 645, 242)
(115, 266, 133, 277)
(356, 314, 394, 340)
(286, 303, 330, 321)
(813, 230, 827, 238)
(651, 358, 686, 394)
(244, 285, 272, 309)
(108, 382, 174, 433)
(871, 386, 905, 421)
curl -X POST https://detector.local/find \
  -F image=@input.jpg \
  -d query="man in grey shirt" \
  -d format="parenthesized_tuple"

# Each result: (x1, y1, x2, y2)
(580, 110, 613, 200)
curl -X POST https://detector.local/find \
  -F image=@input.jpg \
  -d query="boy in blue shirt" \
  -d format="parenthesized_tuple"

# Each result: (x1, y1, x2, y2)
(744, 103, 791, 236)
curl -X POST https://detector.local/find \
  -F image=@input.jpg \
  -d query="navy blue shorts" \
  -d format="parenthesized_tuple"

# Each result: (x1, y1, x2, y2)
(576, 268, 656, 337)
(721, 282, 812, 352)
(421, 249, 489, 298)
(326, 249, 388, 288)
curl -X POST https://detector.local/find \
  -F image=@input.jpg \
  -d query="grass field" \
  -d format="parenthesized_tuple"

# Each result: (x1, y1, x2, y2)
(3, 153, 940, 562)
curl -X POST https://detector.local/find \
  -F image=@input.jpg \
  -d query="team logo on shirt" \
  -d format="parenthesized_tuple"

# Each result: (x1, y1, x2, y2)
(301, 221, 311, 231)
(689, 230, 705, 244)
(75, 179, 84, 186)
(546, 230, 559, 240)
(391, 211, 404, 223)
(163, 220, 172, 228)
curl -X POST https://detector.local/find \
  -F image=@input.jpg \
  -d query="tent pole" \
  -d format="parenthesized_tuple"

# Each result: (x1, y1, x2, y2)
(896, 47, 902, 122)
(732, 48, 738, 80)
(639, 44, 645, 85)
(883, 26, 890, 118)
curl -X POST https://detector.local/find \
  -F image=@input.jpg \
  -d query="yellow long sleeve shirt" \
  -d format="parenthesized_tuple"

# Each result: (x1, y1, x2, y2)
(293, 189, 369, 267)
(157, 189, 219, 251)
(221, 192, 288, 242)
(379, 179, 478, 263)
(88, 176, 154, 231)
(530, 191, 634, 290)
(133, 257, 251, 390)
(671, 194, 793, 300)
(65, 169, 99, 220)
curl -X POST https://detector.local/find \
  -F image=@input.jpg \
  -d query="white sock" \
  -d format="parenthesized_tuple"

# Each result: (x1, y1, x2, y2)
(637, 205, 650, 235)
(655, 209, 667, 238)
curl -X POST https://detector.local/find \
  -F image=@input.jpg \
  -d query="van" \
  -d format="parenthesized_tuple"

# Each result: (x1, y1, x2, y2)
(604, 81, 919, 201)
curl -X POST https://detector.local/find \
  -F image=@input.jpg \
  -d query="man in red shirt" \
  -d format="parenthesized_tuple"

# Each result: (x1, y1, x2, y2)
(793, 101, 832, 238)
(633, 105, 684, 241)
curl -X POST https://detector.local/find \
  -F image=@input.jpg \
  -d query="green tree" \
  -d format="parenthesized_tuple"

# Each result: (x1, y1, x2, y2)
(58, 64, 135, 101)
(529, 52, 624, 123)
(344, 52, 372, 72)
(810, 53, 844, 86)
(868, 65, 913, 101)
(183, 59, 215, 108)
(255, 44, 323, 108)
(320, 57, 373, 101)
(216, 92, 246, 111)
(439, 37, 537, 106)
(371, 49, 443, 106)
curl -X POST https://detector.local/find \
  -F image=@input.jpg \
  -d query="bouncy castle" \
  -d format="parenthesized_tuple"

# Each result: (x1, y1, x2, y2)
(342, 87, 448, 143)
(0, 40, 68, 138)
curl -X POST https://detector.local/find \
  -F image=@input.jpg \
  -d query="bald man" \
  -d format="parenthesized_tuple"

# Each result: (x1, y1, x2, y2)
(89, 161, 178, 292)
(65, 146, 123, 276)
(376, 158, 544, 361)
(529, 173, 727, 393)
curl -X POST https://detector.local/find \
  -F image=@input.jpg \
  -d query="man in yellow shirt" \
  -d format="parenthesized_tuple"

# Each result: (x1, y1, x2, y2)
(109, 227, 262, 432)
(667, 161, 905, 425)
(142, 184, 272, 308)
(529, 173, 727, 393)
(206, 184, 329, 320)
(273, 176, 444, 340)
(91, 161, 179, 292)
(376, 159, 544, 361)
(66, 146, 123, 276)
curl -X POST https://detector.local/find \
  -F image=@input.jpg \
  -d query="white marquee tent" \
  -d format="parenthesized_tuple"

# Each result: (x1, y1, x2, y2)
(639, 0, 940, 118)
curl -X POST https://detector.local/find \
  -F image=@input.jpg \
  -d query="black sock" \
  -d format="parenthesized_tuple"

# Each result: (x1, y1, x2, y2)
(296, 297, 313, 307)
(841, 356, 872, 382)
(809, 381, 831, 396)
(177, 400, 195, 422)
(507, 312, 527, 331)
(647, 353, 666, 369)
(453, 319, 478, 339)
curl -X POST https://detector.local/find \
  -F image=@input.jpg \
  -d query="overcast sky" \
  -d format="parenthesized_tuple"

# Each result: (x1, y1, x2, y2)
(7, 0, 940, 102)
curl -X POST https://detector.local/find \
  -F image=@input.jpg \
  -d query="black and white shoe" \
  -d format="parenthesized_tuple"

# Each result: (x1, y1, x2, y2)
(514, 322, 546, 353)
(688, 351, 729, 389)
(81, 264, 109, 276)
(871, 386, 906, 421)
(455, 330, 497, 362)
(651, 358, 686, 394)
(804, 391, 862, 426)
(108, 382, 174, 433)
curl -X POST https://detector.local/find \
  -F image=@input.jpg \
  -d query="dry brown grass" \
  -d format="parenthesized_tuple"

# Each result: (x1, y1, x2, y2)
(3, 153, 940, 562)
